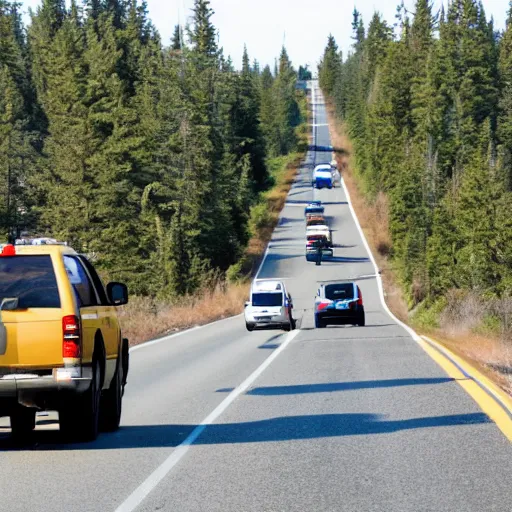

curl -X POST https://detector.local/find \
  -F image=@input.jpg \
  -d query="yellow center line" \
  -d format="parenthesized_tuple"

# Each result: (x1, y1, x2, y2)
(418, 336, 512, 442)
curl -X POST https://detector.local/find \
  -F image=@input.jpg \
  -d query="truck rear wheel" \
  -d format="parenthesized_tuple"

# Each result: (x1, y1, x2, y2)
(59, 359, 101, 442)
(100, 357, 122, 432)
(10, 406, 36, 440)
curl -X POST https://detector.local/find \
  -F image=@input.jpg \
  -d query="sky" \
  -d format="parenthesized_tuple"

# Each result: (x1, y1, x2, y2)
(20, 0, 510, 70)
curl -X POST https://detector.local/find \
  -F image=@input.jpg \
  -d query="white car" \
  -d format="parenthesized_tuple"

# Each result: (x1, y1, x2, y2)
(244, 280, 295, 332)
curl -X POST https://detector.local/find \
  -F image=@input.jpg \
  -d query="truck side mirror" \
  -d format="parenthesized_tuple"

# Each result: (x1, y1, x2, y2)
(107, 282, 128, 306)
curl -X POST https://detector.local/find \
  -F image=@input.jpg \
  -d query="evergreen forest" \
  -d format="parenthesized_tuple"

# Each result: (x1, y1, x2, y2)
(0, 0, 304, 297)
(319, 0, 512, 330)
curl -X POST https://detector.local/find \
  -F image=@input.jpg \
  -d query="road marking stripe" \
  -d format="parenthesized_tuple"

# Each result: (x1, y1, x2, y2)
(422, 336, 512, 417)
(129, 315, 243, 353)
(114, 329, 300, 512)
(340, 161, 512, 442)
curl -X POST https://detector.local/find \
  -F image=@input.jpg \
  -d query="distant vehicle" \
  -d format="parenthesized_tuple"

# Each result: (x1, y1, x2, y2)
(314, 282, 365, 328)
(306, 225, 332, 247)
(306, 215, 326, 227)
(312, 164, 333, 189)
(306, 234, 333, 261)
(244, 279, 295, 332)
(0, 242, 129, 442)
(304, 201, 325, 216)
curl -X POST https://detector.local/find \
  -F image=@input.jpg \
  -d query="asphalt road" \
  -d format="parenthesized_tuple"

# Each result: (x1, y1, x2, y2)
(0, 81, 510, 512)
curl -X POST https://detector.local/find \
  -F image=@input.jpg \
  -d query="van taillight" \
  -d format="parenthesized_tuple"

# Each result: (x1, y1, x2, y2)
(62, 315, 81, 358)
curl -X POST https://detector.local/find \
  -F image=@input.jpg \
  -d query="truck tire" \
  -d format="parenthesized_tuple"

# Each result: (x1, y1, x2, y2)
(59, 358, 101, 442)
(100, 357, 122, 432)
(121, 337, 129, 392)
(10, 406, 36, 440)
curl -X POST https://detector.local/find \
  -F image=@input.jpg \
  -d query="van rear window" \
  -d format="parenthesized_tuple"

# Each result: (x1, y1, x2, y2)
(0, 256, 60, 308)
(252, 293, 283, 307)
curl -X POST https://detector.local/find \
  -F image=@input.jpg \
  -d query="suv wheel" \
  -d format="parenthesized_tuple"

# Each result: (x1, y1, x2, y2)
(100, 357, 123, 432)
(246, 322, 255, 332)
(60, 359, 101, 442)
(10, 406, 36, 440)
(315, 315, 325, 328)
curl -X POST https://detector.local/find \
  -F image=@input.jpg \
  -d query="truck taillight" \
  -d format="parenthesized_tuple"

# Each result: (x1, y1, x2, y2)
(0, 244, 15, 256)
(62, 315, 81, 358)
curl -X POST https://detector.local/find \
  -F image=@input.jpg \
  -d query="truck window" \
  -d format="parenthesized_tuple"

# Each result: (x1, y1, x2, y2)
(64, 256, 98, 307)
(78, 256, 109, 305)
(0, 255, 61, 308)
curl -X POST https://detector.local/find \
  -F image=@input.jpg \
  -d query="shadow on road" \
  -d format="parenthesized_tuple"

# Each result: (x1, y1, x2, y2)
(308, 145, 349, 155)
(1, 411, 489, 450)
(247, 377, 457, 396)
(279, 216, 304, 225)
(325, 256, 371, 263)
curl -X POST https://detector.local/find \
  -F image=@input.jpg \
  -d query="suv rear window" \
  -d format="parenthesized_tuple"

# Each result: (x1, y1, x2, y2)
(325, 283, 354, 301)
(252, 293, 283, 307)
(0, 256, 60, 308)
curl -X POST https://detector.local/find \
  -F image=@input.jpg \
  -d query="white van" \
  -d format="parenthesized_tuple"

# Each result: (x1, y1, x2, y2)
(244, 280, 295, 332)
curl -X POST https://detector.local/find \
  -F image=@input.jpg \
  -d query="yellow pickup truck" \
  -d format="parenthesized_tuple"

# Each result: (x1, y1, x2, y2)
(0, 242, 129, 442)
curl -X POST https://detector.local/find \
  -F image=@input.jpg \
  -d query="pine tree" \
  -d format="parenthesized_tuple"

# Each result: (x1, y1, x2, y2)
(318, 34, 341, 97)
(273, 46, 299, 155)
(236, 45, 267, 188)
(498, 3, 512, 189)
(171, 24, 181, 51)
(28, 0, 66, 100)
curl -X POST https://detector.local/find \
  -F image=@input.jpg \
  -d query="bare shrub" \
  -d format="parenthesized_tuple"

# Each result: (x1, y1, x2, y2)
(440, 290, 485, 335)
(490, 296, 512, 343)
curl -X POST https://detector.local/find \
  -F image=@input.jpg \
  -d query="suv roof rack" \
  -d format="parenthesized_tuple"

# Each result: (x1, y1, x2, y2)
(14, 237, 68, 246)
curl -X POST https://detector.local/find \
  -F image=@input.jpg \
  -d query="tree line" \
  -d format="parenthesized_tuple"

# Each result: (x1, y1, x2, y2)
(0, 0, 303, 296)
(319, 0, 512, 314)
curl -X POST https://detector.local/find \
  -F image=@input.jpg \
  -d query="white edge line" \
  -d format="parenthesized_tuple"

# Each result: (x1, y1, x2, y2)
(340, 142, 512, 410)
(340, 176, 421, 342)
(337, 104, 512, 433)
(129, 314, 243, 353)
(114, 329, 300, 512)
(255, 244, 270, 279)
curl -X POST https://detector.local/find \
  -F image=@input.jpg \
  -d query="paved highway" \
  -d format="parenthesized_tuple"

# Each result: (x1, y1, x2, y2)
(0, 82, 510, 512)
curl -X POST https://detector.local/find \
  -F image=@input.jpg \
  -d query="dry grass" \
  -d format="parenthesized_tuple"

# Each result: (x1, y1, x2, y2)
(425, 330, 512, 395)
(325, 104, 409, 322)
(430, 291, 512, 393)
(118, 282, 250, 346)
